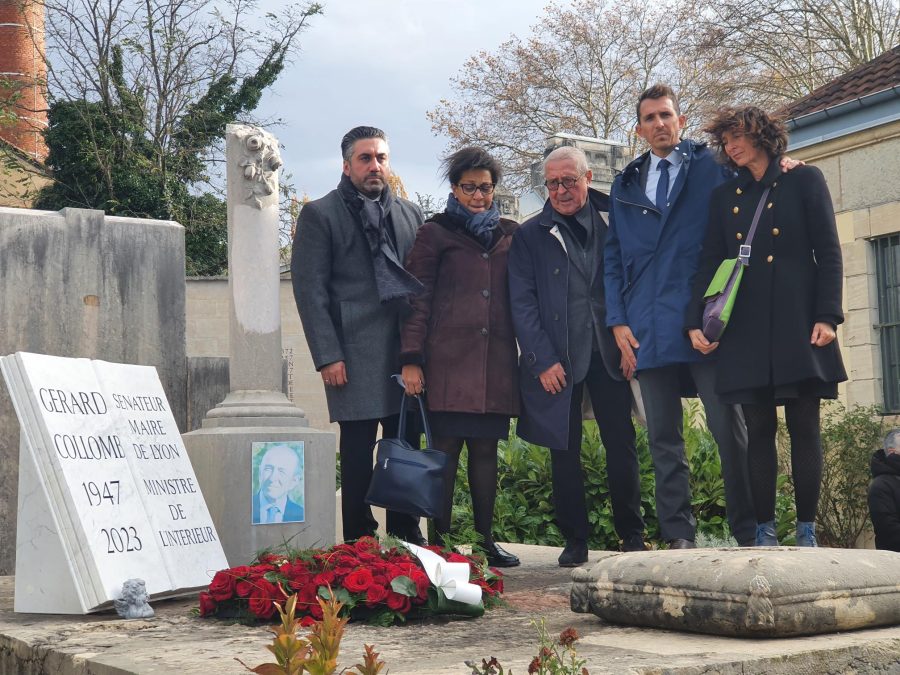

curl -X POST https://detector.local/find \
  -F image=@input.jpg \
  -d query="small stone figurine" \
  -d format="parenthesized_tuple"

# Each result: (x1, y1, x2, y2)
(114, 578, 154, 619)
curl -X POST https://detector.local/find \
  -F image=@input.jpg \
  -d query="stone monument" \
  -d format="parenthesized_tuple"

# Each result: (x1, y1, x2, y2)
(183, 125, 335, 567)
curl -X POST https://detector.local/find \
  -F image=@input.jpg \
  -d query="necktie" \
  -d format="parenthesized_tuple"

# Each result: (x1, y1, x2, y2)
(265, 505, 281, 523)
(655, 158, 671, 211)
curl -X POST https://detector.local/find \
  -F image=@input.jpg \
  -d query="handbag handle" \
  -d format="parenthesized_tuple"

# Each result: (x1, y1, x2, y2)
(392, 374, 433, 448)
(738, 187, 771, 266)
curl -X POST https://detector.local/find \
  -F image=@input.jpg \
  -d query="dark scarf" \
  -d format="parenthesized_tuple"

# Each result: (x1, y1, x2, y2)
(445, 193, 500, 248)
(338, 174, 424, 304)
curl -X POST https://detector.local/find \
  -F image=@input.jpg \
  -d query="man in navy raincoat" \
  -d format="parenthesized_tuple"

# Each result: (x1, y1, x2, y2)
(604, 84, 756, 549)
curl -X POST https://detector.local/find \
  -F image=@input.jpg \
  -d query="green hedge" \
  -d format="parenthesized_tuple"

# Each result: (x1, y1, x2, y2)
(449, 400, 800, 550)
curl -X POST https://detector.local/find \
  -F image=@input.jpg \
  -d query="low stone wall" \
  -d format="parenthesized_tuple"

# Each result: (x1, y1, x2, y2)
(0, 206, 187, 575)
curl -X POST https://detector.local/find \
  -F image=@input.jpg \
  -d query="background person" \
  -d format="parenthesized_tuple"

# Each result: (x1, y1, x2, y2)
(292, 125, 425, 544)
(868, 429, 900, 552)
(400, 147, 520, 567)
(252, 444, 304, 524)
(687, 105, 847, 547)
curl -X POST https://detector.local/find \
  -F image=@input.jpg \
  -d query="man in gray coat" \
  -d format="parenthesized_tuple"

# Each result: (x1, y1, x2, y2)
(291, 126, 425, 543)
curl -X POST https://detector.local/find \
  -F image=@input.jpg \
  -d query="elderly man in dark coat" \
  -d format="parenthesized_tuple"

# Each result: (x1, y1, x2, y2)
(868, 430, 900, 552)
(508, 145, 645, 567)
(291, 126, 425, 543)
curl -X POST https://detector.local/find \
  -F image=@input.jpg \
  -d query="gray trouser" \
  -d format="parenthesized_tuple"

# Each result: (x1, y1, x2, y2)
(638, 360, 755, 544)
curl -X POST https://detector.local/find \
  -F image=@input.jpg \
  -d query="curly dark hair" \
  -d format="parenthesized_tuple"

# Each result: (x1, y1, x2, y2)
(703, 106, 788, 169)
(441, 146, 503, 186)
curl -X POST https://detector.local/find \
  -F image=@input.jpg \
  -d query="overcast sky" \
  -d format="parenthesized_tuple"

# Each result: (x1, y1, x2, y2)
(258, 0, 549, 204)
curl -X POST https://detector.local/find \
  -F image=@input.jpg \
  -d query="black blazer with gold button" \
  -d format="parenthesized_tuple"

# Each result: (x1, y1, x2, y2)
(687, 157, 847, 396)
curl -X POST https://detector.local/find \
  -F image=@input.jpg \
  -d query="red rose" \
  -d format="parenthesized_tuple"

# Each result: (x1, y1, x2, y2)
(344, 568, 375, 593)
(299, 615, 318, 627)
(313, 570, 336, 586)
(207, 570, 236, 601)
(386, 591, 411, 613)
(230, 565, 251, 578)
(198, 592, 217, 616)
(365, 584, 389, 607)
(446, 552, 470, 564)
(409, 570, 430, 600)
(235, 578, 254, 598)
(248, 579, 281, 619)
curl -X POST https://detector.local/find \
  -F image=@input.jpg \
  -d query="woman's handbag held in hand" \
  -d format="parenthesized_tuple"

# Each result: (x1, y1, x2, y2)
(365, 388, 447, 519)
(702, 187, 771, 342)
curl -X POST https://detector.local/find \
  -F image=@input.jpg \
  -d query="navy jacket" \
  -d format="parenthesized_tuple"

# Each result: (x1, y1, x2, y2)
(252, 493, 304, 524)
(604, 140, 732, 371)
(508, 189, 621, 449)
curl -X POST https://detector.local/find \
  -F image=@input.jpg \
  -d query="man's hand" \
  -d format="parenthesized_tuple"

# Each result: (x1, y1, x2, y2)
(612, 325, 639, 376)
(810, 322, 836, 347)
(540, 362, 567, 394)
(620, 353, 635, 381)
(688, 328, 719, 354)
(780, 156, 804, 172)
(321, 361, 348, 388)
(401, 364, 425, 396)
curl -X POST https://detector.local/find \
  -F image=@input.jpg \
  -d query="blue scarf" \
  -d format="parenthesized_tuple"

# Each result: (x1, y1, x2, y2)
(445, 193, 500, 249)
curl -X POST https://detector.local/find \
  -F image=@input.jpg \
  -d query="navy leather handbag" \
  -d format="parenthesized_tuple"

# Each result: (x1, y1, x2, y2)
(365, 389, 447, 519)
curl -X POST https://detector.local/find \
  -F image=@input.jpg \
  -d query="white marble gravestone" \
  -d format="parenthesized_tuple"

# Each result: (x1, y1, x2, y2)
(0, 352, 228, 614)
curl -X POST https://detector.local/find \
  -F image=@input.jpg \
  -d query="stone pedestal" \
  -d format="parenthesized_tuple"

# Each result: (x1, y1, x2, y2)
(183, 124, 336, 567)
(184, 427, 335, 565)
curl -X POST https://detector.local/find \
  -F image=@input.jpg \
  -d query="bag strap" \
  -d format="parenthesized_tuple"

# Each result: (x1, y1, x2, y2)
(394, 375, 433, 448)
(738, 187, 771, 266)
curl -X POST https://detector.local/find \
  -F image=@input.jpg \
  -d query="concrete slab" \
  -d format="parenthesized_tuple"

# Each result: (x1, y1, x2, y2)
(1, 544, 899, 674)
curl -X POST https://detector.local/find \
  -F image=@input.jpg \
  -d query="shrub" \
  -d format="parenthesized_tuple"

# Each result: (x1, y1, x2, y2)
(448, 405, 781, 549)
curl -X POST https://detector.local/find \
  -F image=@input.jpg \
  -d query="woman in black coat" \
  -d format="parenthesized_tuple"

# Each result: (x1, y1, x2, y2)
(687, 106, 847, 547)
(399, 147, 520, 567)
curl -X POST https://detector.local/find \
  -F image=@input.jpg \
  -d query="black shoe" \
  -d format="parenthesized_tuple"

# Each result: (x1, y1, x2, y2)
(391, 530, 427, 546)
(667, 538, 696, 550)
(622, 534, 648, 552)
(485, 542, 520, 568)
(558, 539, 588, 567)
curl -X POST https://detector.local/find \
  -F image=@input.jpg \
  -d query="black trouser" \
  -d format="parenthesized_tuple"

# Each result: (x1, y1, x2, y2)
(743, 397, 822, 523)
(432, 436, 499, 547)
(550, 352, 644, 543)
(338, 414, 421, 542)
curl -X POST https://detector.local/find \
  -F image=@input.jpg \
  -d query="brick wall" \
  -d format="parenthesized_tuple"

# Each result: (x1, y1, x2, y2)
(0, 0, 47, 160)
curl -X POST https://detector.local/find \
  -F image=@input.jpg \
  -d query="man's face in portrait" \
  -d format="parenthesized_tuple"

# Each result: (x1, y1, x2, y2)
(343, 137, 391, 198)
(636, 96, 686, 158)
(259, 445, 301, 503)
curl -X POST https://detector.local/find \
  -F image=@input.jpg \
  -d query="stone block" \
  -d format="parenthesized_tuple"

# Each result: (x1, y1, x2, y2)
(843, 309, 878, 347)
(840, 237, 870, 277)
(846, 377, 881, 409)
(869, 201, 900, 238)
(847, 344, 878, 380)
(571, 548, 900, 637)
(840, 143, 900, 212)
(845, 274, 875, 312)
(852, 207, 872, 240)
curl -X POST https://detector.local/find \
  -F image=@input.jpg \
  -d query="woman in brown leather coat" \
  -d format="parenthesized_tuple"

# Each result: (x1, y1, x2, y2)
(400, 147, 520, 567)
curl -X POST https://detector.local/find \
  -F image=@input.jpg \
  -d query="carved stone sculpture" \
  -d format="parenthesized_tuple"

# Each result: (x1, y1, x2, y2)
(114, 578, 154, 619)
(235, 126, 283, 209)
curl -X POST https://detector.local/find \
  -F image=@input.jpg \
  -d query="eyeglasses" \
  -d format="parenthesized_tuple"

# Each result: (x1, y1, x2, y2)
(544, 173, 585, 192)
(457, 183, 495, 195)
